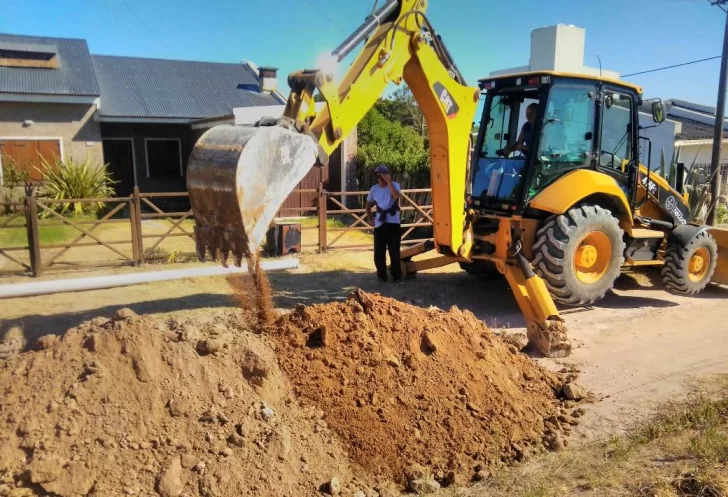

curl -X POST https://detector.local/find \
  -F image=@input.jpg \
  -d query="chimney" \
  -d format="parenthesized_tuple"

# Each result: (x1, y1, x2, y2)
(258, 67, 278, 93)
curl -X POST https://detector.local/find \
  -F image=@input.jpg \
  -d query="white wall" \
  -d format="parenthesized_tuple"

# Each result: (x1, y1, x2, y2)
(637, 112, 681, 173)
(675, 142, 728, 168)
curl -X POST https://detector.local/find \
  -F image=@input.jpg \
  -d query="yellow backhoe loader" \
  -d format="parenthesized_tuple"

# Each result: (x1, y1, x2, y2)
(186, 0, 728, 359)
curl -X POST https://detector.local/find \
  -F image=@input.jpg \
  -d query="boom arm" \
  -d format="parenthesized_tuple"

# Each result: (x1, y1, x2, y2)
(282, 0, 480, 256)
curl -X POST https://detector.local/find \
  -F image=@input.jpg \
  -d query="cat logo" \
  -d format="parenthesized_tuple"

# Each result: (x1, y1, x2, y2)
(433, 82, 459, 119)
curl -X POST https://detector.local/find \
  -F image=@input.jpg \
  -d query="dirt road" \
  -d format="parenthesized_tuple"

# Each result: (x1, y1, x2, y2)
(1, 251, 727, 442)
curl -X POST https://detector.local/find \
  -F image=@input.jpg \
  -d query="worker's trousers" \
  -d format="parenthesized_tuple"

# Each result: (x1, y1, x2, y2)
(373, 222, 401, 282)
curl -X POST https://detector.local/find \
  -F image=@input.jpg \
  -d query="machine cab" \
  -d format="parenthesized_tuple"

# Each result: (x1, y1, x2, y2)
(469, 72, 644, 215)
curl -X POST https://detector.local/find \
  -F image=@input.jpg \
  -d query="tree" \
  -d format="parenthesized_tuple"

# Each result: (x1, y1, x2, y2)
(355, 107, 429, 188)
(374, 87, 426, 138)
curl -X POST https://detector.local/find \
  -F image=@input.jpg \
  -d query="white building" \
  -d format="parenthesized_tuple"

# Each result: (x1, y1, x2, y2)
(489, 24, 620, 80)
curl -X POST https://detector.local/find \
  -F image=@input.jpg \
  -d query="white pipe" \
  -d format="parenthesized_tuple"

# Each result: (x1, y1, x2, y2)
(0, 258, 299, 299)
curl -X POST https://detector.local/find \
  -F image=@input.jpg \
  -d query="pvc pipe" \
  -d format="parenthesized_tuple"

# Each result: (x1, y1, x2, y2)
(0, 258, 299, 299)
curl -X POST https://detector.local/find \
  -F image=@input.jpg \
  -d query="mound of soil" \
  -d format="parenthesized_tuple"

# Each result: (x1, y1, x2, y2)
(0, 309, 372, 497)
(269, 289, 580, 487)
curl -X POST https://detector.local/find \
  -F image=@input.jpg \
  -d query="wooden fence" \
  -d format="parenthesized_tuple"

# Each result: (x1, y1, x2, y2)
(0, 186, 433, 277)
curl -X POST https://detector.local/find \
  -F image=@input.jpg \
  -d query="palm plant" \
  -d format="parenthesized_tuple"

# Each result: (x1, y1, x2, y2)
(35, 155, 116, 216)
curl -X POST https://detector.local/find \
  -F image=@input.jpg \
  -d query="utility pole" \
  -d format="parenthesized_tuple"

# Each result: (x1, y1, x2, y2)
(708, 0, 728, 225)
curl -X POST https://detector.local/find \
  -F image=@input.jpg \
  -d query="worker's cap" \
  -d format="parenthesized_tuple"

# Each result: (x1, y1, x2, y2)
(374, 165, 389, 175)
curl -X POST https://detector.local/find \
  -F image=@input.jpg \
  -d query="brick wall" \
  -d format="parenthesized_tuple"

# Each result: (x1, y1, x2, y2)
(0, 102, 103, 165)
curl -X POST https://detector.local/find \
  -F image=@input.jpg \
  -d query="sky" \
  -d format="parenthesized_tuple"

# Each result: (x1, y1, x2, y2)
(1, 0, 727, 108)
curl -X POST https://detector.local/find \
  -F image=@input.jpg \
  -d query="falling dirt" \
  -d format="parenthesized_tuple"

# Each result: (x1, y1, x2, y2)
(0, 309, 375, 497)
(266, 289, 582, 487)
(251, 257, 274, 325)
(227, 253, 275, 327)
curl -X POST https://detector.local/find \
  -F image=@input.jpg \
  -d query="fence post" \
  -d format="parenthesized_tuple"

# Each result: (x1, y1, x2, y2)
(318, 182, 327, 253)
(129, 196, 140, 267)
(25, 193, 42, 277)
(132, 187, 144, 264)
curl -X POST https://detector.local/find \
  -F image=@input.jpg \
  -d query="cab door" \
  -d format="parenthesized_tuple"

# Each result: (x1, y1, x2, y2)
(596, 86, 639, 200)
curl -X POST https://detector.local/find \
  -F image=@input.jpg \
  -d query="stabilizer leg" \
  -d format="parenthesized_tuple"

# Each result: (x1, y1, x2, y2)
(502, 252, 571, 358)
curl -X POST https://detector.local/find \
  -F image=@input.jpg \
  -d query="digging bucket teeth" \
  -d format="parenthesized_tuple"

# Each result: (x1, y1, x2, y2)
(186, 124, 319, 266)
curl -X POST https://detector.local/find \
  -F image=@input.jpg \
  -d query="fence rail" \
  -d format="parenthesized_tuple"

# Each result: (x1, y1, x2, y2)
(0, 186, 434, 277)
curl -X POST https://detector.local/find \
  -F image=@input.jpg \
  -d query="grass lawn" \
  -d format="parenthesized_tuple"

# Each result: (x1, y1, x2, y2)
(0, 214, 97, 248)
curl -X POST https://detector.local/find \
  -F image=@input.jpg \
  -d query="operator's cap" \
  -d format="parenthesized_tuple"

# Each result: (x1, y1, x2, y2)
(374, 165, 389, 174)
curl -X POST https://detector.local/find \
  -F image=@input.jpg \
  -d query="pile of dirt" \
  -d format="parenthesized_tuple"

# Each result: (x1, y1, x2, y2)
(0, 308, 375, 497)
(268, 289, 584, 488)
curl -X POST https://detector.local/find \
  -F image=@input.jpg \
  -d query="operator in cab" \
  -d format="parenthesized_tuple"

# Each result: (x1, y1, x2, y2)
(366, 165, 402, 283)
(501, 102, 538, 156)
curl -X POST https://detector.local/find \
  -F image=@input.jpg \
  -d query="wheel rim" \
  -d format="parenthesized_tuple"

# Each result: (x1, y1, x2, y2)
(573, 231, 612, 284)
(688, 246, 710, 283)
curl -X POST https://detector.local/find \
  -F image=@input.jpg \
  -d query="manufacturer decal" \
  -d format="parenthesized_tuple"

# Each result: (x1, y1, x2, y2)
(433, 82, 459, 119)
(640, 175, 658, 196)
(640, 174, 689, 225)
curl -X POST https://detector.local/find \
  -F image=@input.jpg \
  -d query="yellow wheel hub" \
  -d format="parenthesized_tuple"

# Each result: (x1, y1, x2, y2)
(574, 231, 612, 284)
(688, 247, 710, 283)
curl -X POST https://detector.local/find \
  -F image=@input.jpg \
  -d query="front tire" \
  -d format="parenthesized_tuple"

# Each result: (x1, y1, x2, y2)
(661, 231, 718, 295)
(532, 205, 626, 306)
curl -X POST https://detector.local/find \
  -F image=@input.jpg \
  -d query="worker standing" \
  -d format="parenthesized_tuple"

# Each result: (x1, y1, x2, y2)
(366, 165, 402, 283)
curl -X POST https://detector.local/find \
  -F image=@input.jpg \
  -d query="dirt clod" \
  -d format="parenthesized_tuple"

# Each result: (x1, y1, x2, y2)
(113, 307, 138, 321)
(409, 479, 440, 494)
(497, 332, 528, 351)
(181, 454, 200, 470)
(563, 382, 587, 401)
(329, 477, 342, 495)
(35, 334, 59, 350)
(157, 457, 183, 497)
(242, 350, 269, 386)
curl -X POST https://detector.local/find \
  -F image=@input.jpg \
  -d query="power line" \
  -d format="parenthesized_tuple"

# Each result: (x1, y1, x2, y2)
(121, 0, 170, 53)
(622, 55, 722, 77)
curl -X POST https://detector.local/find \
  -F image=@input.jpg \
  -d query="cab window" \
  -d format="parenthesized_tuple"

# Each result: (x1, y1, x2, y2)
(600, 92, 633, 171)
(479, 96, 511, 158)
(528, 83, 596, 198)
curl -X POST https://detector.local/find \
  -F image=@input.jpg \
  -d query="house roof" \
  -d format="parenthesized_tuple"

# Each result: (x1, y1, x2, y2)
(674, 117, 728, 141)
(92, 55, 286, 120)
(639, 99, 728, 141)
(0, 33, 100, 96)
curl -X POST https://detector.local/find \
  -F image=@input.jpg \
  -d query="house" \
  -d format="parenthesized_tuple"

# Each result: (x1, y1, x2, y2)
(0, 34, 103, 182)
(0, 32, 356, 211)
(666, 99, 728, 184)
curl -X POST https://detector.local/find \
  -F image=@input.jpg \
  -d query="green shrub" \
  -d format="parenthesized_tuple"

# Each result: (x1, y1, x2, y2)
(36, 155, 116, 216)
(718, 203, 728, 225)
(1, 154, 30, 186)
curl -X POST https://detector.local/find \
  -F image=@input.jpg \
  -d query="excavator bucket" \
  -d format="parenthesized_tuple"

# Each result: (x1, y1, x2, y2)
(708, 227, 728, 286)
(186, 124, 318, 266)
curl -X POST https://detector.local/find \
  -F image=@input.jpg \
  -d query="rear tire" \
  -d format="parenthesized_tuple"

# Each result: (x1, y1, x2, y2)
(532, 205, 626, 306)
(459, 260, 500, 280)
(661, 231, 718, 295)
